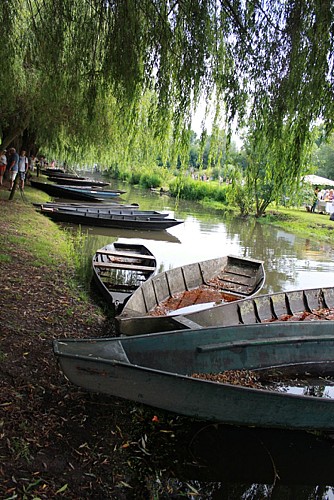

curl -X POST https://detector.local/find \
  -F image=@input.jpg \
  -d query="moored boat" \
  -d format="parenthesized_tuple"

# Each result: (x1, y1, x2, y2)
(117, 285, 334, 336)
(47, 176, 110, 187)
(55, 185, 125, 198)
(33, 201, 140, 210)
(38, 205, 184, 230)
(44, 172, 85, 179)
(40, 168, 65, 175)
(92, 242, 156, 313)
(40, 205, 167, 218)
(116, 255, 265, 335)
(30, 180, 103, 201)
(53, 320, 334, 431)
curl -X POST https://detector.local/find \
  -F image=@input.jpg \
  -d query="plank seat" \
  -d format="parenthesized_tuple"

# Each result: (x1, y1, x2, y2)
(96, 249, 156, 260)
(93, 261, 156, 272)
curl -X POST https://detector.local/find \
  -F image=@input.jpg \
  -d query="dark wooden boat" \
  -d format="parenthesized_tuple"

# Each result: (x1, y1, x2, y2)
(117, 285, 334, 336)
(44, 172, 86, 179)
(53, 320, 334, 431)
(41, 205, 169, 218)
(40, 168, 65, 175)
(47, 176, 110, 187)
(39, 205, 184, 230)
(30, 180, 102, 201)
(116, 255, 265, 335)
(54, 185, 124, 198)
(34, 201, 140, 210)
(92, 242, 156, 313)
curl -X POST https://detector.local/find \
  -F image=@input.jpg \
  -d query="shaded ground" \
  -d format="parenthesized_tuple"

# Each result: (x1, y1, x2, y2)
(0, 198, 200, 499)
(3, 192, 334, 499)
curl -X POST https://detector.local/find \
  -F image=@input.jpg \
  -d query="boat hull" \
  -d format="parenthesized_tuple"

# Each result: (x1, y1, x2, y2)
(47, 176, 110, 186)
(30, 180, 102, 201)
(39, 207, 184, 230)
(116, 255, 265, 334)
(56, 185, 123, 198)
(54, 321, 334, 431)
(92, 242, 156, 313)
(44, 205, 169, 218)
(117, 285, 334, 335)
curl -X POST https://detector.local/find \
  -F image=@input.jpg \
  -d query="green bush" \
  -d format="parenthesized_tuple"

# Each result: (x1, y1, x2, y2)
(139, 171, 163, 188)
(169, 177, 228, 204)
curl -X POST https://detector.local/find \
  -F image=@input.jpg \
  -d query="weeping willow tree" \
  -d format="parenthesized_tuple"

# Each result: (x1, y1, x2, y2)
(0, 0, 333, 179)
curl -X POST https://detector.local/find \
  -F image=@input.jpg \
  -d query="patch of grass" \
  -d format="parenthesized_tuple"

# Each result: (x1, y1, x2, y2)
(0, 253, 11, 263)
(259, 207, 334, 243)
(0, 186, 94, 300)
(10, 436, 31, 463)
(200, 194, 334, 244)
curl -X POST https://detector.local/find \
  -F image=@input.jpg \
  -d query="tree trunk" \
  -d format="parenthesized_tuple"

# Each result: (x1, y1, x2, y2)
(8, 174, 20, 201)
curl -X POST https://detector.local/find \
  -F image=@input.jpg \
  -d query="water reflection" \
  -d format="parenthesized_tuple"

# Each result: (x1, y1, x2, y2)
(181, 423, 334, 497)
(76, 182, 334, 297)
(64, 223, 181, 244)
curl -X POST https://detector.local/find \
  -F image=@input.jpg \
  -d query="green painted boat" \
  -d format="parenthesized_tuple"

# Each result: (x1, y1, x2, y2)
(53, 321, 334, 431)
(116, 254, 265, 335)
(117, 285, 334, 336)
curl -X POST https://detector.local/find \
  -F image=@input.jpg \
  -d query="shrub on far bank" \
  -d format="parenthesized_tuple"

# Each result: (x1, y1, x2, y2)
(169, 176, 228, 204)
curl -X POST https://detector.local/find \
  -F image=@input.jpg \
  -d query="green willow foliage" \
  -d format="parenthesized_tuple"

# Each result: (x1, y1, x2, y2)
(0, 0, 333, 173)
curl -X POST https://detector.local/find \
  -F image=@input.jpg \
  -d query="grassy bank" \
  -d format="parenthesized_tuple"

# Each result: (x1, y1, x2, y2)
(0, 186, 201, 499)
(258, 207, 334, 245)
(199, 192, 334, 245)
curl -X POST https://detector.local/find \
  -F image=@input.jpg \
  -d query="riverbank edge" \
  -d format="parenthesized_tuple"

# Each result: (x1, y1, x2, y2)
(0, 188, 195, 499)
(1, 186, 333, 498)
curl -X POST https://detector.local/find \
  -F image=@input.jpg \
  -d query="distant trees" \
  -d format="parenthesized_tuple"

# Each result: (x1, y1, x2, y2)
(312, 132, 334, 180)
(0, 0, 332, 184)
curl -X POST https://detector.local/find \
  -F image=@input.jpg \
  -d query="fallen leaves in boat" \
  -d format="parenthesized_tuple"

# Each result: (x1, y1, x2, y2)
(149, 286, 239, 316)
(191, 370, 263, 389)
(263, 307, 334, 322)
(192, 370, 334, 398)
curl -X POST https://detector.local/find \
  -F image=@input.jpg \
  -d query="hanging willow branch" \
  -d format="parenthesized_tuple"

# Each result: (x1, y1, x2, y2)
(0, 0, 333, 169)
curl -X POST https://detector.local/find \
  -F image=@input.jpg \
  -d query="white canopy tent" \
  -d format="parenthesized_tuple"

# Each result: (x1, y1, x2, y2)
(303, 174, 334, 187)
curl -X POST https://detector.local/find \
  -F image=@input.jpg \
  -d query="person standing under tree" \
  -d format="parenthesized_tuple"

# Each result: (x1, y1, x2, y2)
(8, 147, 19, 190)
(0, 149, 7, 186)
(18, 149, 28, 191)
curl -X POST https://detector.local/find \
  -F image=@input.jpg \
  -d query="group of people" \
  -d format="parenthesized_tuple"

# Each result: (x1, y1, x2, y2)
(311, 186, 334, 212)
(0, 148, 36, 191)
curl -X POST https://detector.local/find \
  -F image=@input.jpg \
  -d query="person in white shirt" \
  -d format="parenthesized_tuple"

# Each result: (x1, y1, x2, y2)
(0, 149, 7, 186)
(18, 149, 28, 190)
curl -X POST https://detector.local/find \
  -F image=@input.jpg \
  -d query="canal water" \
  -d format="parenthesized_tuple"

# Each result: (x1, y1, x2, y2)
(66, 179, 334, 498)
(79, 181, 334, 295)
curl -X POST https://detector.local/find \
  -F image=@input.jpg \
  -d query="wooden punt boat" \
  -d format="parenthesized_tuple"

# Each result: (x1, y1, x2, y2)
(53, 320, 334, 431)
(40, 168, 65, 175)
(116, 255, 265, 335)
(117, 285, 334, 336)
(39, 206, 184, 230)
(33, 201, 140, 210)
(55, 185, 125, 198)
(30, 180, 102, 201)
(45, 172, 86, 179)
(92, 242, 156, 313)
(41, 205, 168, 218)
(47, 176, 110, 187)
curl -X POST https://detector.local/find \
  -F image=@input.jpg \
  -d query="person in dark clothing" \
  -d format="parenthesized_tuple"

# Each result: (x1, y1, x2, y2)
(311, 186, 320, 212)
